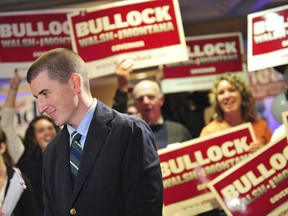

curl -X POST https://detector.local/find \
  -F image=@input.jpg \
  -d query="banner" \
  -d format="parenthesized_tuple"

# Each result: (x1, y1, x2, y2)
(247, 4, 288, 71)
(161, 32, 246, 94)
(208, 136, 288, 216)
(67, 0, 188, 78)
(158, 123, 256, 216)
(0, 9, 74, 78)
(248, 68, 285, 100)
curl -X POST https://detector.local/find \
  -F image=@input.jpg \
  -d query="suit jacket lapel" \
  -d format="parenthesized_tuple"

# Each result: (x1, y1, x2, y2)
(72, 101, 112, 200)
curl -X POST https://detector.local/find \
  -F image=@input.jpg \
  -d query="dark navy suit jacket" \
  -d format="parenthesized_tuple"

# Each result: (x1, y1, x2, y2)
(42, 100, 163, 216)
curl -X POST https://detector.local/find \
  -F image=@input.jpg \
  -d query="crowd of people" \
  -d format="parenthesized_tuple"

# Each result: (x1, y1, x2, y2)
(0, 49, 286, 215)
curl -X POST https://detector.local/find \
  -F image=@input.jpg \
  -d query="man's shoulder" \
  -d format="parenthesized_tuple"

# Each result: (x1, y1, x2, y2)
(164, 119, 186, 127)
(164, 119, 190, 133)
(95, 104, 149, 132)
(114, 111, 148, 128)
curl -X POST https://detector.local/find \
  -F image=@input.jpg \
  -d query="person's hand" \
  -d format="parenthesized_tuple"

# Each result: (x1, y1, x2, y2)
(9, 69, 22, 90)
(115, 56, 134, 92)
(248, 140, 265, 153)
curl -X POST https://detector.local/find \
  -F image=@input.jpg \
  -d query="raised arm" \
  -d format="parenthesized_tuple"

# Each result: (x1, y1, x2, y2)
(0, 70, 25, 164)
(112, 57, 134, 113)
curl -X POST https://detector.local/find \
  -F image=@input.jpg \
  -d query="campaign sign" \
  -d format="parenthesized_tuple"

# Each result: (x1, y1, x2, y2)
(248, 68, 285, 100)
(247, 4, 288, 72)
(161, 32, 246, 94)
(67, 0, 188, 78)
(282, 111, 288, 136)
(208, 136, 288, 216)
(0, 10, 74, 78)
(158, 123, 256, 216)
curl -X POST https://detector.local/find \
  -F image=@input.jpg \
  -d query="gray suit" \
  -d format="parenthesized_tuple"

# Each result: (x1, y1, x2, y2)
(42, 101, 163, 216)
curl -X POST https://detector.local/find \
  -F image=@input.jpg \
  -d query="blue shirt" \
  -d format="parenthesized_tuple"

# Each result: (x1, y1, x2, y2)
(67, 99, 97, 150)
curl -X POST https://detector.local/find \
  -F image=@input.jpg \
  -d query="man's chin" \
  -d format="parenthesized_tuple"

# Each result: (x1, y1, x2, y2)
(53, 119, 63, 127)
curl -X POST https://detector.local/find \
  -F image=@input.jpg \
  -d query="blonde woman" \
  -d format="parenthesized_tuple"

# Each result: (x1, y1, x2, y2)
(200, 73, 272, 152)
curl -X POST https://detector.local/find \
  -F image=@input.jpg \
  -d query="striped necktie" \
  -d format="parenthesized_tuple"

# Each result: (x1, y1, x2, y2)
(70, 131, 82, 181)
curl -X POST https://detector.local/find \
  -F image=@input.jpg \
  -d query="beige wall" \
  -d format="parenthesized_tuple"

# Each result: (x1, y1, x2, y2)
(90, 75, 117, 108)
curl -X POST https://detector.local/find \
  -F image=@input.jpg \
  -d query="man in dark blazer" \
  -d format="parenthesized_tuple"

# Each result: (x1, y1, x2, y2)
(26, 48, 163, 216)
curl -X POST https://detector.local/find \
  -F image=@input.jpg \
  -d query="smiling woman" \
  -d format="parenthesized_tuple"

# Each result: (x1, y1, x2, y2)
(16, 115, 60, 216)
(200, 73, 272, 152)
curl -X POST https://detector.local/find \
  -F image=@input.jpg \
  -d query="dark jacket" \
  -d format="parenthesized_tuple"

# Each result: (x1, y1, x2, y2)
(42, 100, 163, 216)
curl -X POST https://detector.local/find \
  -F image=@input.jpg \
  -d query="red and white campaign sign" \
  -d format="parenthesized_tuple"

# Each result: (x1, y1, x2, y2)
(248, 67, 285, 100)
(208, 136, 288, 216)
(247, 4, 288, 72)
(158, 123, 256, 216)
(0, 9, 74, 78)
(67, 0, 188, 78)
(161, 32, 246, 94)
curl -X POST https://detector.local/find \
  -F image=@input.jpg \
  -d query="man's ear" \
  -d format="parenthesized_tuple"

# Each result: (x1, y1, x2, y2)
(71, 73, 82, 94)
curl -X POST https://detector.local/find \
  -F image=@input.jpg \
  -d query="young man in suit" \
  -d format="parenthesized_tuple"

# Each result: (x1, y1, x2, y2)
(26, 48, 163, 216)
